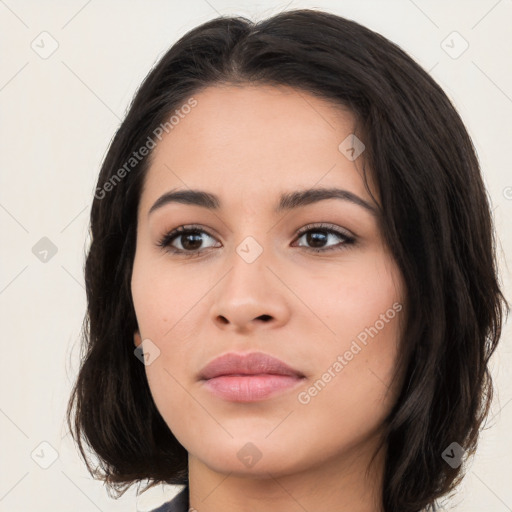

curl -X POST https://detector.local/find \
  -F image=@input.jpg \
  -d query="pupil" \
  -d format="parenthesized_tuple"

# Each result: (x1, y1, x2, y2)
(308, 231, 327, 248)
(182, 233, 203, 250)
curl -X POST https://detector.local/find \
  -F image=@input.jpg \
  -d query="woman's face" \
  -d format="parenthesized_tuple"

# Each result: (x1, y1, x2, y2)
(131, 84, 404, 480)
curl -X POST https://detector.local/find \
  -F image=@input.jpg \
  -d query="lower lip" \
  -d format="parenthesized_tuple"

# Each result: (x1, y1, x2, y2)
(202, 374, 304, 402)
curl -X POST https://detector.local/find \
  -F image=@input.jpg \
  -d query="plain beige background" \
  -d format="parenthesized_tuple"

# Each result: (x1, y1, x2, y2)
(0, 0, 510, 510)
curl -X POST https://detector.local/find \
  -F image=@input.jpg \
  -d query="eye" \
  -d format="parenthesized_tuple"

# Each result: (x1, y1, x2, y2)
(293, 223, 356, 253)
(157, 224, 220, 258)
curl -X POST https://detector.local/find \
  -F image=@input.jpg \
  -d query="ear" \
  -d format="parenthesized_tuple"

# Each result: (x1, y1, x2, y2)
(134, 330, 142, 348)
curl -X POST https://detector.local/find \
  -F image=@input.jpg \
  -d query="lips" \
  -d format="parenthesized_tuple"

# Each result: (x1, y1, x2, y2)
(199, 352, 306, 402)
(199, 351, 305, 380)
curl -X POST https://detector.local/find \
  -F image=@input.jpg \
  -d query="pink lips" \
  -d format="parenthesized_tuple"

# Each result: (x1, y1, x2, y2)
(199, 352, 305, 402)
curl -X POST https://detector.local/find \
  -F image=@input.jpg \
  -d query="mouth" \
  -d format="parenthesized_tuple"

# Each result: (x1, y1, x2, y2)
(199, 351, 306, 402)
(201, 374, 305, 402)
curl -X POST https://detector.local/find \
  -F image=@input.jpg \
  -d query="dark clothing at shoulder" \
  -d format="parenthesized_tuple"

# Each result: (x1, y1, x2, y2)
(150, 485, 439, 511)
(150, 486, 189, 512)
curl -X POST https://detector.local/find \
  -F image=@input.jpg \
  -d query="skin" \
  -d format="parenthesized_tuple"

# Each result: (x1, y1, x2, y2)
(131, 84, 405, 512)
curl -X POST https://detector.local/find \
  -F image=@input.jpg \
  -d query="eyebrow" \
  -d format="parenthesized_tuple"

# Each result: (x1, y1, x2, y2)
(148, 187, 379, 217)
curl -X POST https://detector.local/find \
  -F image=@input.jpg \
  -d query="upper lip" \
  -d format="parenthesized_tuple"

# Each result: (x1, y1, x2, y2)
(199, 352, 305, 380)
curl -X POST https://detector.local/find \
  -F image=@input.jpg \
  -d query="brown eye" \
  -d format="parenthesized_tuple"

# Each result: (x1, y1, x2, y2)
(294, 224, 356, 253)
(158, 225, 220, 257)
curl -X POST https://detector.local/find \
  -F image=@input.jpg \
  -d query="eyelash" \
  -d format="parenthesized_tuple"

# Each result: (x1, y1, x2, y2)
(157, 223, 356, 258)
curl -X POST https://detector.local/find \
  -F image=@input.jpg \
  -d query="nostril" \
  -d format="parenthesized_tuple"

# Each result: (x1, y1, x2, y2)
(257, 314, 272, 322)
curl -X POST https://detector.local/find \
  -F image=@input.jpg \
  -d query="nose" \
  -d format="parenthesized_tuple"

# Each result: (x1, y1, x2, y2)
(210, 247, 291, 333)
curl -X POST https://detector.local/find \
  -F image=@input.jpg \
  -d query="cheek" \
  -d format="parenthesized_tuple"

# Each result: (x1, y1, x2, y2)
(291, 264, 402, 457)
(131, 248, 208, 342)
(291, 249, 403, 412)
(291, 247, 403, 348)
(131, 251, 213, 439)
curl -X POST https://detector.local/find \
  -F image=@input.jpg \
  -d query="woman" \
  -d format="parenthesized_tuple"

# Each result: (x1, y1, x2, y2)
(67, 8, 508, 512)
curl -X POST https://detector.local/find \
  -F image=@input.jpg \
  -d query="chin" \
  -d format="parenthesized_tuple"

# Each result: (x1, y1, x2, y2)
(190, 436, 313, 477)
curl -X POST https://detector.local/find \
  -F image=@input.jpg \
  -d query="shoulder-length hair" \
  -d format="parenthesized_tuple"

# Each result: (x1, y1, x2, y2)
(67, 8, 509, 512)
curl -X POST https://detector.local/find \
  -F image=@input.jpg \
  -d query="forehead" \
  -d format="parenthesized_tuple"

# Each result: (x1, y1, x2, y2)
(140, 84, 373, 213)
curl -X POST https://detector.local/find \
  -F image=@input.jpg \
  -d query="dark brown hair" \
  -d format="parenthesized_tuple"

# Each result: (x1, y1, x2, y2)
(67, 8, 509, 512)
